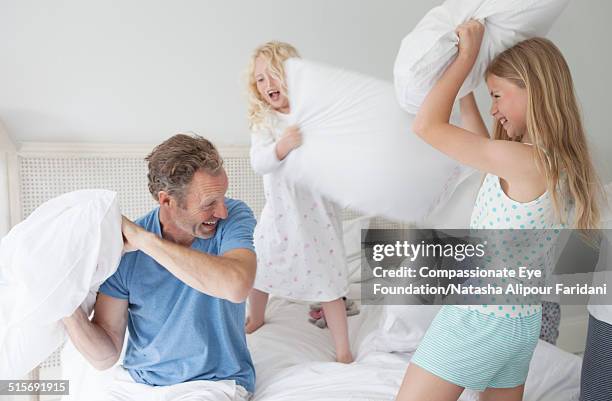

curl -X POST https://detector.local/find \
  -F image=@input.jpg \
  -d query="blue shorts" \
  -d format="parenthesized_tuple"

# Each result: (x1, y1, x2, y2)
(411, 305, 541, 391)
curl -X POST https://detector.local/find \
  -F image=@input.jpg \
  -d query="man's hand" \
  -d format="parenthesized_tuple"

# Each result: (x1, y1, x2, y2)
(122, 215, 256, 302)
(121, 215, 150, 253)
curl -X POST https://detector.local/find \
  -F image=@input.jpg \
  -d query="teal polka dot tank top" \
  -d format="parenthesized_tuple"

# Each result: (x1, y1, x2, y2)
(461, 173, 569, 318)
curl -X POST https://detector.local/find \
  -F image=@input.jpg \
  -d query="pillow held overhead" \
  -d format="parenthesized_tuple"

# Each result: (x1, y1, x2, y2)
(394, 0, 570, 114)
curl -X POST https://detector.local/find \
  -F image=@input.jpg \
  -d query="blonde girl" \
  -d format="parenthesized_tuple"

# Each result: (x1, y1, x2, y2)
(396, 21, 601, 401)
(244, 41, 353, 364)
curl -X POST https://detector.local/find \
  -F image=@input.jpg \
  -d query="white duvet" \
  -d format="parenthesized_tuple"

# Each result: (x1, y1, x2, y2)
(61, 298, 582, 401)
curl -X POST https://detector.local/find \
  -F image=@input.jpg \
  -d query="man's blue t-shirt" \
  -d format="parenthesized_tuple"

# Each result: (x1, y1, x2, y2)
(98, 198, 256, 393)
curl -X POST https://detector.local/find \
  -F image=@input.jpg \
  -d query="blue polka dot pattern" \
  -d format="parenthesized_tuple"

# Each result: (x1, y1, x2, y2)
(465, 174, 568, 318)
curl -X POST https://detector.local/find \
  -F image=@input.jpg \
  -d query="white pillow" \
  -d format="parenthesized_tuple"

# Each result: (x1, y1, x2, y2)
(0, 190, 123, 379)
(523, 340, 582, 401)
(376, 305, 440, 353)
(280, 58, 472, 223)
(356, 305, 441, 356)
(417, 170, 482, 229)
(394, 0, 569, 114)
(343, 216, 370, 284)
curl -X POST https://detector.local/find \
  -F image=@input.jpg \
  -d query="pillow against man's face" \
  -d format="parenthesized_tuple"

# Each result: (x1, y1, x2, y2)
(0, 189, 123, 379)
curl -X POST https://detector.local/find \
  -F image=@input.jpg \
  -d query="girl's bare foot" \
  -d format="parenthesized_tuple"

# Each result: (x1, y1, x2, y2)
(336, 351, 354, 364)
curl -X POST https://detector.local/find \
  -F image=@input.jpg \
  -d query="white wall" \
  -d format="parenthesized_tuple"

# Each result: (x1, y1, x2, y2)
(0, 0, 610, 181)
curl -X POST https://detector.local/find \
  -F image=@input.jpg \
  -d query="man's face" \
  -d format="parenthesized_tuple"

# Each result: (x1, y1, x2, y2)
(169, 168, 229, 240)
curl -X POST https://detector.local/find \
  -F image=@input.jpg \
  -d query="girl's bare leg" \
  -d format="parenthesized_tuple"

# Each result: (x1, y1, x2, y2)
(395, 363, 464, 401)
(321, 297, 353, 363)
(480, 385, 525, 401)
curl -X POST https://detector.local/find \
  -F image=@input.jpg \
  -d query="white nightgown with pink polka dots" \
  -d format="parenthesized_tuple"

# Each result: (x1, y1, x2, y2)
(249, 114, 349, 302)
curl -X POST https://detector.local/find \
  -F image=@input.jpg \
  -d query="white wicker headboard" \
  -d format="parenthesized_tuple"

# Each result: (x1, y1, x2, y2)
(7, 143, 264, 225)
(3, 141, 410, 388)
(7, 142, 408, 228)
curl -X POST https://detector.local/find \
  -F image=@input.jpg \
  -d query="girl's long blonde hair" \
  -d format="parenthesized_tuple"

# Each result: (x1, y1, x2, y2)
(246, 41, 300, 131)
(485, 37, 602, 230)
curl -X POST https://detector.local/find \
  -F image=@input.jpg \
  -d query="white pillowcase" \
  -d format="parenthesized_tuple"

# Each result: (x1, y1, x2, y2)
(342, 216, 370, 284)
(417, 170, 482, 229)
(376, 305, 440, 353)
(394, 0, 569, 114)
(357, 174, 483, 355)
(342, 216, 371, 300)
(0, 190, 123, 379)
(356, 305, 441, 356)
(280, 58, 472, 223)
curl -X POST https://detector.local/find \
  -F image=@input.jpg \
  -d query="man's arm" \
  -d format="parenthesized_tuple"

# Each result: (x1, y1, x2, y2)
(62, 293, 128, 370)
(122, 217, 256, 303)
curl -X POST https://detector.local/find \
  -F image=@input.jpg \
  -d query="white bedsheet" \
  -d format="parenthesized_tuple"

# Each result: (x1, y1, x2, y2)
(61, 298, 582, 401)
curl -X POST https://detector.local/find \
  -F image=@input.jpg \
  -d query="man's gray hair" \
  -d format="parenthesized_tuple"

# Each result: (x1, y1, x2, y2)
(146, 133, 224, 204)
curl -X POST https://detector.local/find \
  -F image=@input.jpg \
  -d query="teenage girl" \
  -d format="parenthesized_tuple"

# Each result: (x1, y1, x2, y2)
(396, 21, 601, 401)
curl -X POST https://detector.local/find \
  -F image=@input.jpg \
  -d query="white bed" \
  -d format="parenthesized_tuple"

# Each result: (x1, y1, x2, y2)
(59, 297, 582, 401)
(242, 299, 581, 401)
(2, 141, 582, 401)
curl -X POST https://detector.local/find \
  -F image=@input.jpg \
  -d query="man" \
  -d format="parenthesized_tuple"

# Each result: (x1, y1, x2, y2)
(63, 134, 257, 401)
